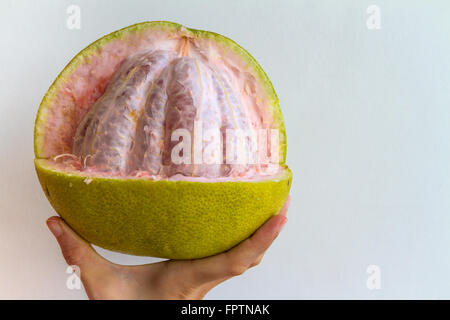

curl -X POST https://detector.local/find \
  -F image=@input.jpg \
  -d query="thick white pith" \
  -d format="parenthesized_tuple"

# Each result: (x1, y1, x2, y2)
(37, 25, 285, 181)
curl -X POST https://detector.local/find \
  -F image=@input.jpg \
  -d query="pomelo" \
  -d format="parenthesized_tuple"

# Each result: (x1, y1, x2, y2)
(34, 21, 292, 259)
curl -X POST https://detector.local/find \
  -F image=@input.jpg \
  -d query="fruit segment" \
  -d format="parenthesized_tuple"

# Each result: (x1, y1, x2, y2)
(73, 50, 174, 173)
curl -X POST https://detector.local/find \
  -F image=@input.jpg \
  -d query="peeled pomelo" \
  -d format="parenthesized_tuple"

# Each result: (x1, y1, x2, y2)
(34, 21, 291, 259)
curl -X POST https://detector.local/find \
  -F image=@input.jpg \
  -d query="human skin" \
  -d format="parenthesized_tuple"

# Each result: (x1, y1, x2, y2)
(46, 197, 290, 300)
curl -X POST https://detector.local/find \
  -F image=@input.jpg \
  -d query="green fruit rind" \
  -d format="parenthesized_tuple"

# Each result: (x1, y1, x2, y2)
(34, 21, 286, 163)
(36, 159, 292, 259)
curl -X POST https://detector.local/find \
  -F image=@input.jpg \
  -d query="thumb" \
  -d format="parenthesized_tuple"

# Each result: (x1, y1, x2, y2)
(46, 216, 106, 271)
(189, 196, 290, 284)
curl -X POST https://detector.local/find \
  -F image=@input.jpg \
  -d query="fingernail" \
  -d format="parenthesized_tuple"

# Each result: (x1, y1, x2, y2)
(286, 196, 291, 209)
(47, 219, 63, 238)
(277, 216, 288, 233)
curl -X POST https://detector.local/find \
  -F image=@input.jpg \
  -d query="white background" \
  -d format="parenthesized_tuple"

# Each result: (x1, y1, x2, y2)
(0, 0, 449, 299)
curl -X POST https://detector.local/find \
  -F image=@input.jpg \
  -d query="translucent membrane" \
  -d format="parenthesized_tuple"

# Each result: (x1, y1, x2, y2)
(70, 49, 279, 179)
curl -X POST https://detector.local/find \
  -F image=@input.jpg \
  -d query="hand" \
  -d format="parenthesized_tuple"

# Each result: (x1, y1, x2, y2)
(46, 197, 290, 300)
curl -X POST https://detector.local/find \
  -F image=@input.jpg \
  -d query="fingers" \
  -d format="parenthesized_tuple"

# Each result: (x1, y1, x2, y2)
(46, 216, 107, 271)
(189, 196, 290, 284)
(221, 197, 289, 275)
